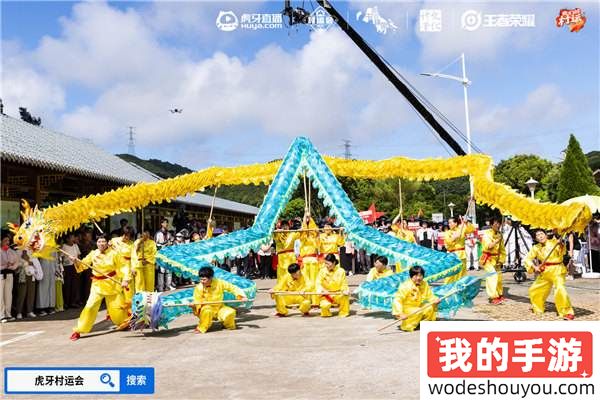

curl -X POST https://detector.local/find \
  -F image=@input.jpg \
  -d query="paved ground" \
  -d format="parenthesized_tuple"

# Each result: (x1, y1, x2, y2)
(1, 273, 598, 400)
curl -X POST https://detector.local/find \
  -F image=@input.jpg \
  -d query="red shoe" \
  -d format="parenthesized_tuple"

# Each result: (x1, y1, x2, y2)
(193, 328, 203, 334)
(70, 332, 80, 341)
(491, 297, 503, 305)
(302, 312, 310, 317)
(105, 314, 111, 321)
(499, 296, 506, 303)
(563, 314, 575, 320)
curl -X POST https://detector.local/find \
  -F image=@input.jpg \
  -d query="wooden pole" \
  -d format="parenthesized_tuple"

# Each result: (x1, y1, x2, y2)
(399, 179, 403, 221)
(162, 299, 247, 307)
(57, 248, 123, 286)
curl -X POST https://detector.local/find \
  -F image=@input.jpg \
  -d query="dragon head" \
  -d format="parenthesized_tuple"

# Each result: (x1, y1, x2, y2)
(7, 200, 57, 259)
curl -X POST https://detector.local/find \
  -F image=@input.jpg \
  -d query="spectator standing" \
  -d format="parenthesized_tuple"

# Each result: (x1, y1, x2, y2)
(61, 233, 81, 308)
(36, 251, 57, 315)
(1, 233, 19, 322)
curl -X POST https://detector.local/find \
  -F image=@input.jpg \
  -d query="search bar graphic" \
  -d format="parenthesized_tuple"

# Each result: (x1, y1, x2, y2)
(5, 367, 154, 394)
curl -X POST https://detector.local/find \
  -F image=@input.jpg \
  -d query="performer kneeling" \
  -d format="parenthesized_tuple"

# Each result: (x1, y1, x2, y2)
(192, 267, 248, 333)
(316, 254, 350, 318)
(269, 263, 312, 317)
(70, 234, 130, 341)
(392, 266, 440, 332)
(366, 256, 394, 281)
(524, 230, 574, 320)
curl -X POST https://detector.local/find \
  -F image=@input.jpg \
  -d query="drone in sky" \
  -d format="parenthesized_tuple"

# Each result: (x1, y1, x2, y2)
(169, 108, 183, 114)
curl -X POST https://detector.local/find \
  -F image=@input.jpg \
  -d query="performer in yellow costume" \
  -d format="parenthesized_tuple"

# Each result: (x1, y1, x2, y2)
(192, 267, 248, 333)
(366, 256, 394, 281)
(269, 263, 312, 316)
(109, 226, 134, 304)
(299, 214, 320, 305)
(274, 221, 299, 284)
(479, 218, 507, 304)
(318, 223, 344, 265)
(443, 217, 475, 284)
(69, 234, 129, 340)
(524, 230, 574, 320)
(131, 229, 157, 292)
(392, 265, 440, 331)
(316, 254, 350, 317)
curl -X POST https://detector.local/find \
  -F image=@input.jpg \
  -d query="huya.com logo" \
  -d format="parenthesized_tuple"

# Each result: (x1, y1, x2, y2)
(216, 10, 283, 31)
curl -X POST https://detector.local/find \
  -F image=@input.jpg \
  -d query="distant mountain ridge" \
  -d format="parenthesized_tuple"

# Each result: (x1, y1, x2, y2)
(116, 154, 267, 206)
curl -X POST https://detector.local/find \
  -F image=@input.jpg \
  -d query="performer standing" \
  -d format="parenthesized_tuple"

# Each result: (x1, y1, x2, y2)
(269, 263, 312, 317)
(392, 265, 440, 331)
(443, 217, 474, 284)
(273, 221, 300, 285)
(109, 226, 134, 304)
(318, 223, 344, 267)
(479, 218, 506, 304)
(132, 229, 157, 292)
(316, 254, 350, 318)
(524, 230, 574, 320)
(299, 213, 320, 305)
(191, 267, 247, 333)
(366, 256, 393, 281)
(69, 234, 129, 340)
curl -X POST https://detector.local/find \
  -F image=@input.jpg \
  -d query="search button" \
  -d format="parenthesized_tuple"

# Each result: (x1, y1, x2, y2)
(100, 373, 115, 388)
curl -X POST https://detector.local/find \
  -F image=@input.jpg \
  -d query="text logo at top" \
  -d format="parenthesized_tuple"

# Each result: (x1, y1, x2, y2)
(556, 8, 587, 32)
(216, 11, 239, 32)
(309, 6, 335, 31)
(461, 10, 482, 31)
(356, 6, 398, 35)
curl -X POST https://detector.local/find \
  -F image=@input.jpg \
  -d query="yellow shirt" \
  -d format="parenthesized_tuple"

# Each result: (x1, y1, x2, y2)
(273, 273, 313, 292)
(480, 229, 506, 266)
(392, 279, 437, 315)
(524, 238, 566, 274)
(444, 224, 474, 259)
(366, 267, 394, 281)
(300, 218, 319, 257)
(80, 248, 124, 295)
(131, 238, 157, 271)
(319, 232, 344, 254)
(274, 231, 299, 253)
(316, 266, 349, 293)
(192, 278, 246, 314)
(109, 237, 133, 279)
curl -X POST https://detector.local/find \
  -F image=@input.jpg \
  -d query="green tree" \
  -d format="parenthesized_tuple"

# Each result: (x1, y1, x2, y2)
(280, 198, 306, 220)
(557, 134, 600, 202)
(493, 154, 554, 196)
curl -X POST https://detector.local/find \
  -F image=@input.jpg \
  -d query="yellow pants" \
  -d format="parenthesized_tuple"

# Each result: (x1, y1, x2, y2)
(73, 290, 128, 333)
(444, 259, 466, 285)
(302, 258, 320, 305)
(55, 281, 64, 310)
(399, 304, 437, 331)
(123, 281, 134, 305)
(196, 305, 237, 333)
(135, 266, 155, 292)
(275, 295, 311, 315)
(483, 262, 503, 299)
(319, 294, 349, 317)
(529, 265, 574, 317)
(277, 253, 297, 285)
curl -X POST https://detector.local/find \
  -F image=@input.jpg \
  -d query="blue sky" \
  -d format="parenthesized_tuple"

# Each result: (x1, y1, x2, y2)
(2, 1, 598, 169)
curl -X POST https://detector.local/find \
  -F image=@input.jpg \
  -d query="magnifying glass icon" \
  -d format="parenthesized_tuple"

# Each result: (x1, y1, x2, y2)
(100, 373, 115, 388)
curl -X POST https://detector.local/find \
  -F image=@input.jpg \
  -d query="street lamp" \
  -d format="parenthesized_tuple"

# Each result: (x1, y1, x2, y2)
(525, 177, 538, 199)
(448, 202, 455, 218)
(422, 53, 475, 224)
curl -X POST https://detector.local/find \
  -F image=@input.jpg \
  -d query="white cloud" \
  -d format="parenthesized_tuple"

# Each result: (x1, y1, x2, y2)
(0, 41, 65, 118)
